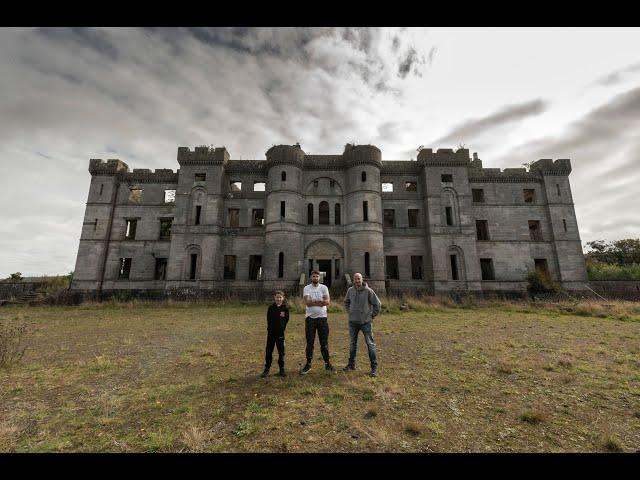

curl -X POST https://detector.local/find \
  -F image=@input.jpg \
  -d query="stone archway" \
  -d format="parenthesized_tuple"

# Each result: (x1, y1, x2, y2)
(304, 239, 344, 288)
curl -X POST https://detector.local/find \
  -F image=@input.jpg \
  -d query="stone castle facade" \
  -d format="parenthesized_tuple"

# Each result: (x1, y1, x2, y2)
(70, 143, 588, 297)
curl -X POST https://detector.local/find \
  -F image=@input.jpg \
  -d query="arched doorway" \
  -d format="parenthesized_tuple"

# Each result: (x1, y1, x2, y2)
(304, 239, 344, 288)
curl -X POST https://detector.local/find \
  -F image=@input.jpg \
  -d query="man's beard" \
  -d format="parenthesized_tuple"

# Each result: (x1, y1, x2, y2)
(312, 279, 319, 284)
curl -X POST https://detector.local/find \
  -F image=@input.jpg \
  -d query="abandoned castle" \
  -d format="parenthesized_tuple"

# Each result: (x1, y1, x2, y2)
(70, 143, 588, 297)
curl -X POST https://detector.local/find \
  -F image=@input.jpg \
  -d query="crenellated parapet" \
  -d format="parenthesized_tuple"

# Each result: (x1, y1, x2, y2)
(468, 167, 543, 183)
(122, 168, 179, 184)
(265, 144, 305, 169)
(177, 146, 230, 166)
(418, 147, 471, 166)
(343, 144, 382, 168)
(529, 158, 572, 175)
(89, 159, 130, 175)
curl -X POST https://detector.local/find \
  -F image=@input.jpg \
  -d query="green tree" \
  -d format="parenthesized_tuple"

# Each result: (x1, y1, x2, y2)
(585, 239, 640, 265)
(9, 272, 23, 281)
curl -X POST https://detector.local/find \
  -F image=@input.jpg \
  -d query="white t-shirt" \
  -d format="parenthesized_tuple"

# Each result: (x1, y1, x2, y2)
(303, 283, 330, 318)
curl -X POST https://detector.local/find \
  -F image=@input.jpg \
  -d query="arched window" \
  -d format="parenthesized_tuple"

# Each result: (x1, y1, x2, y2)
(307, 203, 314, 225)
(364, 252, 370, 278)
(278, 252, 284, 278)
(281, 171, 286, 182)
(319, 201, 329, 225)
(335, 203, 341, 225)
(362, 171, 367, 182)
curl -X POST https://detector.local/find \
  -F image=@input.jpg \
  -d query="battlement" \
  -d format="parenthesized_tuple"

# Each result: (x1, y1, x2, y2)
(177, 146, 230, 165)
(342, 143, 382, 168)
(89, 159, 130, 175)
(529, 158, 572, 175)
(418, 147, 471, 166)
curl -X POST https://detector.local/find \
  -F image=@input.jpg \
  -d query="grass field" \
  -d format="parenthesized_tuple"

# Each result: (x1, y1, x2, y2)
(0, 298, 639, 452)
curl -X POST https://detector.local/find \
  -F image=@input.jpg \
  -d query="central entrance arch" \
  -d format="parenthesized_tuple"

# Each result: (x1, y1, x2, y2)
(304, 239, 344, 289)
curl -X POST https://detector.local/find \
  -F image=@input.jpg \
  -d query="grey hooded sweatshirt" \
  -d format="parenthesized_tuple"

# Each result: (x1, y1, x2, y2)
(344, 283, 381, 324)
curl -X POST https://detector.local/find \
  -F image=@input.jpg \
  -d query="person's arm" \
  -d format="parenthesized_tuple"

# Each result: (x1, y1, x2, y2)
(304, 294, 322, 306)
(320, 287, 331, 307)
(344, 288, 351, 312)
(369, 289, 381, 318)
(284, 306, 289, 327)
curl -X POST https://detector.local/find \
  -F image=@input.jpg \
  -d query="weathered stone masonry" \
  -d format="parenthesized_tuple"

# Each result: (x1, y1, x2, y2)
(70, 144, 588, 297)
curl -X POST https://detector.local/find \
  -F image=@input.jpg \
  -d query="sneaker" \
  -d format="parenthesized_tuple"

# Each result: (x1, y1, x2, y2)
(325, 363, 335, 372)
(278, 368, 286, 377)
(260, 369, 270, 378)
(369, 369, 378, 377)
(300, 364, 311, 375)
(343, 365, 355, 372)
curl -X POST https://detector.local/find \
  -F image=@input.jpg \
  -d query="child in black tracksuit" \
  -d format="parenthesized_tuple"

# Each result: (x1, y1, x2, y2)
(261, 290, 289, 377)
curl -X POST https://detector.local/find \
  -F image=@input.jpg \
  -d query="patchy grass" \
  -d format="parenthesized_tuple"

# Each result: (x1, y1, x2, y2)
(0, 300, 638, 452)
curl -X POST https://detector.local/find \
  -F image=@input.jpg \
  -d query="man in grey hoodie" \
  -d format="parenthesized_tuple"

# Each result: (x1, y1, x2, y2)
(343, 272, 382, 377)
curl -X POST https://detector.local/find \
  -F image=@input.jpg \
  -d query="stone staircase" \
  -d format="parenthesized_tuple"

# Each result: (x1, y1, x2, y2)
(1, 291, 44, 306)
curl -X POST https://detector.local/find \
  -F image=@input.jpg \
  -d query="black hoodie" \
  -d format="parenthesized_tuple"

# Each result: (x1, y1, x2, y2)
(266, 302, 289, 335)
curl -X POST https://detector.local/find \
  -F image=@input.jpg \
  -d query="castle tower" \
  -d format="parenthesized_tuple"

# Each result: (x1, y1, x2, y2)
(71, 159, 130, 292)
(263, 144, 306, 293)
(166, 146, 229, 289)
(343, 144, 385, 293)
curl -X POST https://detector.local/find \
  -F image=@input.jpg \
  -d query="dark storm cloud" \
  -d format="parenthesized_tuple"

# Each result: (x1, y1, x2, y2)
(495, 86, 640, 243)
(433, 99, 548, 146)
(398, 47, 425, 79)
(0, 27, 435, 276)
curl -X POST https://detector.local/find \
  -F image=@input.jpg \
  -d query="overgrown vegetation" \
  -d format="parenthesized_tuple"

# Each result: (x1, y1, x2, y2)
(525, 270, 562, 295)
(0, 318, 29, 368)
(585, 239, 640, 280)
(586, 260, 640, 281)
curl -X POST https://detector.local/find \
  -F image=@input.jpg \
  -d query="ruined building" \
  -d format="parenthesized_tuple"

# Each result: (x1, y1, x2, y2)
(71, 144, 588, 297)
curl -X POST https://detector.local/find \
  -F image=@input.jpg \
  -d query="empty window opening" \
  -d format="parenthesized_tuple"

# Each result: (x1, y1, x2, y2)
(319, 201, 330, 225)
(159, 219, 172, 240)
(556, 183, 561, 196)
(129, 188, 142, 203)
(534, 258, 549, 277)
(313, 180, 319, 188)
(330, 180, 335, 188)
(125, 219, 137, 240)
(364, 252, 371, 278)
(194, 205, 202, 225)
(224, 255, 236, 280)
(361, 171, 367, 182)
(230, 181, 242, 192)
(405, 182, 417, 192)
(445, 207, 454, 226)
(228, 208, 240, 228)
(382, 182, 394, 192)
(118, 258, 132, 280)
(307, 203, 314, 225)
(195, 173, 206, 182)
(99, 184, 104, 196)
(480, 258, 495, 280)
(280, 201, 285, 219)
(189, 254, 198, 280)
(476, 220, 490, 241)
(441, 174, 453, 183)
(154, 258, 168, 280)
(249, 255, 263, 280)
(335, 204, 341, 225)
(335, 259, 340, 279)
(411, 256, 423, 280)
(94, 219, 98, 231)
(408, 209, 419, 228)
(281, 171, 287, 182)
(308, 259, 313, 279)
(278, 252, 284, 278)
(472, 188, 485, 203)
(524, 189, 536, 203)
(253, 182, 265, 192)
(386, 256, 399, 280)
(164, 189, 176, 203)
(252, 209, 264, 226)
(363, 201, 369, 221)
(563, 219, 568, 232)
(450, 254, 459, 280)
(384, 209, 395, 228)
(528, 220, 542, 241)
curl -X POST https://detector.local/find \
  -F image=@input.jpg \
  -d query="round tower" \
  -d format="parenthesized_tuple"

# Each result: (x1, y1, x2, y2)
(263, 144, 305, 294)
(343, 144, 385, 293)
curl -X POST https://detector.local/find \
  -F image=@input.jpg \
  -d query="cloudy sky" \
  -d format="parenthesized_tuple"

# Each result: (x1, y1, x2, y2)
(1, 27, 640, 277)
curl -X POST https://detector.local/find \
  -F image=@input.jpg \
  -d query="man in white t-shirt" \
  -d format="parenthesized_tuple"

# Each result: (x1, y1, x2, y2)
(300, 270, 335, 374)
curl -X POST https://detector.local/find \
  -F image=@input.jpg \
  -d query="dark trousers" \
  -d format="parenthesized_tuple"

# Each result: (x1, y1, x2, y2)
(265, 332, 285, 370)
(305, 316, 330, 365)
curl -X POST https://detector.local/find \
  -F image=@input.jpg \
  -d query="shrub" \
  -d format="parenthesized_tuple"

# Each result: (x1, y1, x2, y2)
(586, 260, 640, 281)
(526, 270, 562, 296)
(0, 319, 28, 368)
